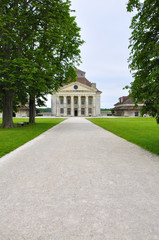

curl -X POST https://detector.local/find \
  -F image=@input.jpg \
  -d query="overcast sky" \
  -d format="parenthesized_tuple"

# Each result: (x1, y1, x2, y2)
(71, 0, 134, 108)
(47, 0, 134, 108)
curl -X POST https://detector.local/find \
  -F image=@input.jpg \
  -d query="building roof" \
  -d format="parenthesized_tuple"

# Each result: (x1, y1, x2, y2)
(114, 106, 142, 111)
(75, 68, 86, 74)
(114, 96, 143, 110)
(77, 77, 92, 87)
(114, 96, 128, 106)
(76, 77, 102, 93)
(114, 96, 142, 106)
(18, 106, 29, 111)
(59, 69, 102, 93)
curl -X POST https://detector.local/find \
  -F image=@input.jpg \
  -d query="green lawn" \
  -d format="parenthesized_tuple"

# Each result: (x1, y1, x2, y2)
(88, 118, 159, 156)
(0, 118, 65, 158)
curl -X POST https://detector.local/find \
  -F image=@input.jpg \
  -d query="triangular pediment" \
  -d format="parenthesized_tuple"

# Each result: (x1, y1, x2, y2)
(57, 82, 97, 93)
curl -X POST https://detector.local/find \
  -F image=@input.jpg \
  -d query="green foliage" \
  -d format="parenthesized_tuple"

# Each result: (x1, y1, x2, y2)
(38, 108, 51, 113)
(100, 108, 111, 112)
(127, 0, 159, 123)
(0, 93, 3, 112)
(88, 118, 159, 155)
(127, 0, 142, 11)
(0, 0, 84, 127)
(0, 117, 65, 158)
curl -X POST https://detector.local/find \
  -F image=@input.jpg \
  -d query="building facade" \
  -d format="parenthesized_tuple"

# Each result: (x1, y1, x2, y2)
(16, 106, 29, 117)
(51, 69, 102, 117)
(113, 96, 144, 117)
(0, 106, 29, 118)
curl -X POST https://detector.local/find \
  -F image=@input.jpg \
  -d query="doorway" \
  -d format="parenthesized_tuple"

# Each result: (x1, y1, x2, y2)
(74, 108, 78, 116)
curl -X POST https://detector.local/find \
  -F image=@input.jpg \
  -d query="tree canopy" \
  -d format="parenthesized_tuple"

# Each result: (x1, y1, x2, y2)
(0, 0, 83, 128)
(126, 0, 159, 122)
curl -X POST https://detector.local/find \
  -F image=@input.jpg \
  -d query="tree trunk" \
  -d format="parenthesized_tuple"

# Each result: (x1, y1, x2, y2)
(1, 90, 15, 128)
(29, 95, 36, 123)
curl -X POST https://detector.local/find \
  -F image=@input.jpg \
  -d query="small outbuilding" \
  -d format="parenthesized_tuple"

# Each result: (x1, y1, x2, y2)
(0, 106, 29, 118)
(15, 106, 29, 117)
(113, 96, 144, 117)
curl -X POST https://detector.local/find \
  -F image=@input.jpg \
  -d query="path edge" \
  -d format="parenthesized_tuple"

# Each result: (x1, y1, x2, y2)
(0, 119, 67, 163)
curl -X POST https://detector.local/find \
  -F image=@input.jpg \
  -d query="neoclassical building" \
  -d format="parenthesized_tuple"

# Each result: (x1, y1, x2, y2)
(51, 69, 102, 117)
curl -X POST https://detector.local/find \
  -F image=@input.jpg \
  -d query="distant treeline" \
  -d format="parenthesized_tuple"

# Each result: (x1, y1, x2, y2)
(37, 108, 51, 113)
(37, 108, 111, 113)
(101, 108, 112, 112)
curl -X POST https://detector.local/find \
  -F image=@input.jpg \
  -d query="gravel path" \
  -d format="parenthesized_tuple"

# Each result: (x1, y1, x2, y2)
(0, 117, 159, 240)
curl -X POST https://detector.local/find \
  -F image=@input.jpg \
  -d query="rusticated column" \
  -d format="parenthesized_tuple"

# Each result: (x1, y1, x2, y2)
(93, 96, 96, 116)
(71, 96, 74, 116)
(56, 96, 60, 117)
(64, 96, 67, 116)
(78, 95, 81, 116)
(85, 96, 88, 116)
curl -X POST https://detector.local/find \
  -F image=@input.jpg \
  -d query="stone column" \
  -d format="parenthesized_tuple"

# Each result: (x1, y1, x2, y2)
(64, 96, 67, 116)
(93, 96, 96, 116)
(71, 96, 74, 116)
(78, 95, 81, 116)
(56, 96, 60, 117)
(51, 93, 56, 116)
(85, 96, 88, 116)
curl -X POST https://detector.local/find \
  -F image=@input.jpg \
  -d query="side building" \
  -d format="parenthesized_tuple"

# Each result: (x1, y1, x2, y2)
(0, 106, 29, 118)
(51, 69, 102, 117)
(113, 96, 144, 117)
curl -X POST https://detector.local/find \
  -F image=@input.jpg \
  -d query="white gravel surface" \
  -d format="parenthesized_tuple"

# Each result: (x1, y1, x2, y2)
(0, 117, 159, 240)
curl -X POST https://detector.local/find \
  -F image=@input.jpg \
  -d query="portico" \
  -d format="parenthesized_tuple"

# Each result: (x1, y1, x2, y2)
(55, 95, 96, 117)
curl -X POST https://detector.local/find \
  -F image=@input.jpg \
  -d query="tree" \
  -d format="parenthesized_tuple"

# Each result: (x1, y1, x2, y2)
(0, 1, 40, 128)
(126, 0, 159, 123)
(25, 0, 83, 123)
(0, 0, 83, 127)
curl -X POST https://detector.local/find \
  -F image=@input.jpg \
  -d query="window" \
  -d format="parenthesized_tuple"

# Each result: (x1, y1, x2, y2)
(67, 108, 71, 115)
(135, 112, 139, 117)
(67, 98, 71, 104)
(81, 97, 85, 105)
(60, 108, 64, 114)
(74, 85, 78, 89)
(88, 97, 92, 105)
(77, 73, 84, 77)
(60, 97, 63, 104)
(88, 108, 92, 114)
(81, 108, 85, 115)
(74, 97, 78, 104)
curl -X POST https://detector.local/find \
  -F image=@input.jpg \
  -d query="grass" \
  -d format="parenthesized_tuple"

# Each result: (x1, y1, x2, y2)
(0, 118, 65, 158)
(101, 110, 111, 113)
(88, 117, 159, 156)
